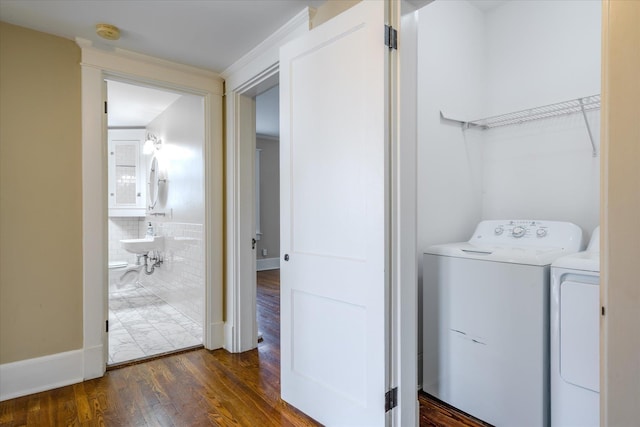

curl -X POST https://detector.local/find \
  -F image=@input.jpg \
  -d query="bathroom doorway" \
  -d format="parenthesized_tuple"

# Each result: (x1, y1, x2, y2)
(106, 79, 206, 366)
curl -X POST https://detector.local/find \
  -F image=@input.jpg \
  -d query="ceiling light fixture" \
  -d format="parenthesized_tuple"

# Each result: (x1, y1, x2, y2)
(96, 23, 120, 40)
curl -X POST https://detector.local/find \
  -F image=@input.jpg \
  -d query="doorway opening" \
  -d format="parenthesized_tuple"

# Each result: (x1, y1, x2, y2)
(105, 79, 206, 366)
(254, 84, 281, 344)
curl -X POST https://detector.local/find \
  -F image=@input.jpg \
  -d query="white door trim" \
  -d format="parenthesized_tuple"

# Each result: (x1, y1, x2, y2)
(77, 39, 225, 379)
(221, 8, 313, 353)
(394, 3, 419, 426)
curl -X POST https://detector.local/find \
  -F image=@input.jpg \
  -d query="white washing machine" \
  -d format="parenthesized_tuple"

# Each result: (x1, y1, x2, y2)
(551, 227, 600, 427)
(423, 220, 584, 427)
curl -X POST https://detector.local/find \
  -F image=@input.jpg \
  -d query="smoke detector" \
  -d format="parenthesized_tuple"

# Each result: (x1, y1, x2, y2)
(96, 23, 120, 40)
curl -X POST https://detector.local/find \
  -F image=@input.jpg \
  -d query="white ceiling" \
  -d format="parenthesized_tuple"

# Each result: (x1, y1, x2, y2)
(107, 80, 183, 127)
(0, 0, 325, 73)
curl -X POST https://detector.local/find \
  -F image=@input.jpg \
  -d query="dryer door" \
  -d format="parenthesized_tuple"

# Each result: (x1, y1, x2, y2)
(560, 279, 600, 392)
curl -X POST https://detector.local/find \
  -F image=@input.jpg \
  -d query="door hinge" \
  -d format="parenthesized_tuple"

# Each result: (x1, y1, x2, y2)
(385, 25, 397, 50)
(105, 320, 109, 333)
(104, 101, 108, 114)
(385, 387, 398, 412)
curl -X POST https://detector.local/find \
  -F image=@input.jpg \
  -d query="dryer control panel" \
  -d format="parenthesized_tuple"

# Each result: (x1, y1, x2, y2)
(470, 220, 584, 250)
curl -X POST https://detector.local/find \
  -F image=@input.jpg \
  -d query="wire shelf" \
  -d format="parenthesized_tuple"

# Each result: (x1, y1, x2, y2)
(472, 94, 600, 129)
(439, 94, 600, 156)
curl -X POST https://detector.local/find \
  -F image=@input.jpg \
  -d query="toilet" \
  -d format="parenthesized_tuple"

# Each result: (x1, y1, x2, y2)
(108, 261, 142, 289)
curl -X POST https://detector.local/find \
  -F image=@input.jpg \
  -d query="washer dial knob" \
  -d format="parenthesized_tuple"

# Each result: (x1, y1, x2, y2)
(494, 226, 504, 235)
(512, 226, 526, 238)
(536, 228, 547, 238)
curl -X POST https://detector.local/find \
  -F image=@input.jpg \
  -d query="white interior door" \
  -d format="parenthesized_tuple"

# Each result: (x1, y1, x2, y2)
(239, 94, 258, 350)
(280, 1, 389, 425)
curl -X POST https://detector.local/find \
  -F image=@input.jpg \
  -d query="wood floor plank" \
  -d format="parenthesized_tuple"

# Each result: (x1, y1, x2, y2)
(73, 382, 93, 423)
(0, 398, 14, 424)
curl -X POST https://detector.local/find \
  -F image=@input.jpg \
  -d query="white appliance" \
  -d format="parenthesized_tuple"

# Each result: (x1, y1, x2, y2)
(551, 227, 600, 427)
(423, 220, 584, 427)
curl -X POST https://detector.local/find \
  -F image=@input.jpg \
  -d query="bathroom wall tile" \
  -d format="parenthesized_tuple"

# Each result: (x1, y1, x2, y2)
(108, 217, 144, 264)
(138, 222, 205, 326)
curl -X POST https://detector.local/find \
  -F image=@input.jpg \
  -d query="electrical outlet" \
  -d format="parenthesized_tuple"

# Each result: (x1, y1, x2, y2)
(261, 248, 268, 257)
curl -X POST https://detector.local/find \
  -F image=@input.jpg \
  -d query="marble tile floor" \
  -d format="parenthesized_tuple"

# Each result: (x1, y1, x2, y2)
(108, 281, 203, 365)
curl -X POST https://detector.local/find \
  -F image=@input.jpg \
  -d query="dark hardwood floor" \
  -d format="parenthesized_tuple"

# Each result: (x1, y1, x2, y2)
(0, 270, 487, 426)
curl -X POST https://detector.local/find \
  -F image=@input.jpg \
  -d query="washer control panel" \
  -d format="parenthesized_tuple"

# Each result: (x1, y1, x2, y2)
(489, 220, 548, 239)
(472, 220, 584, 250)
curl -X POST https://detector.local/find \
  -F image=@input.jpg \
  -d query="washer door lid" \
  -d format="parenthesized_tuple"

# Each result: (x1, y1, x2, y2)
(560, 279, 600, 392)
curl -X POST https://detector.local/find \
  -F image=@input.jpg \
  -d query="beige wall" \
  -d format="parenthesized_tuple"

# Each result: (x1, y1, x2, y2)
(311, 0, 360, 28)
(601, 1, 640, 424)
(0, 22, 83, 364)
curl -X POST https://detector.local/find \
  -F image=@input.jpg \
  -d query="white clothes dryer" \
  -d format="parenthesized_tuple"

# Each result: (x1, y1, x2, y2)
(551, 227, 600, 427)
(423, 220, 584, 427)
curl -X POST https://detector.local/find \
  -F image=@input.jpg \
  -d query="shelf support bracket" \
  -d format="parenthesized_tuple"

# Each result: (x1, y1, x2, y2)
(579, 98, 598, 157)
(440, 111, 487, 130)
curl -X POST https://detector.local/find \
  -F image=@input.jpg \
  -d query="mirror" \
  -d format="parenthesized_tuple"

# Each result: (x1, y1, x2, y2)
(148, 155, 166, 209)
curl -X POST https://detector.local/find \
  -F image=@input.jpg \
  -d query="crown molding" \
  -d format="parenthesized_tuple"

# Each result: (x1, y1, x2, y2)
(221, 7, 313, 82)
(75, 37, 224, 93)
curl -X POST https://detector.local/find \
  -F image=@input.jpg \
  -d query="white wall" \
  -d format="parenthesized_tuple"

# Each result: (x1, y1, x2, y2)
(416, 0, 601, 383)
(416, 0, 486, 383)
(142, 94, 206, 325)
(416, 0, 485, 252)
(485, 0, 601, 116)
(482, 0, 601, 240)
(147, 94, 205, 224)
(417, 0, 601, 251)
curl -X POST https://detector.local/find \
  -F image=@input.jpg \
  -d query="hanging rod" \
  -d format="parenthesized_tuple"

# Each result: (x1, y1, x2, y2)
(440, 94, 600, 156)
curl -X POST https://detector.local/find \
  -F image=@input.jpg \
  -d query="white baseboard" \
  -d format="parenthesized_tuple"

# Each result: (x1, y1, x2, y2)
(223, 322, 234, 352)
(257, 257, 280, 271)
(83, 344, 106, 381)
(0, 349, 84, 401)
(206, 321, 225, 350)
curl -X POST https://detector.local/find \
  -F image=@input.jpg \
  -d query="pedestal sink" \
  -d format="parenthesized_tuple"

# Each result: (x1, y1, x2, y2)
(120, 236, 165, 254)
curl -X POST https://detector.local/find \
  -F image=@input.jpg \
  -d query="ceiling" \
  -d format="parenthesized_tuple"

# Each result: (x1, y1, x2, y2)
(0, 0, 325, 74)
(107, 80, 182, 127)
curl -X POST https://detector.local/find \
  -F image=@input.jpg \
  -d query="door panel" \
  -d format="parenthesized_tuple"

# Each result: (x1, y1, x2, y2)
(280, 1, 388, 425)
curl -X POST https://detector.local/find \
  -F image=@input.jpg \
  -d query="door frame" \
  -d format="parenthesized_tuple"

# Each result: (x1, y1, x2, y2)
(77, 39, 225, 379)
(221, 8, 313, 353)
(600, 1, 640, 424)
